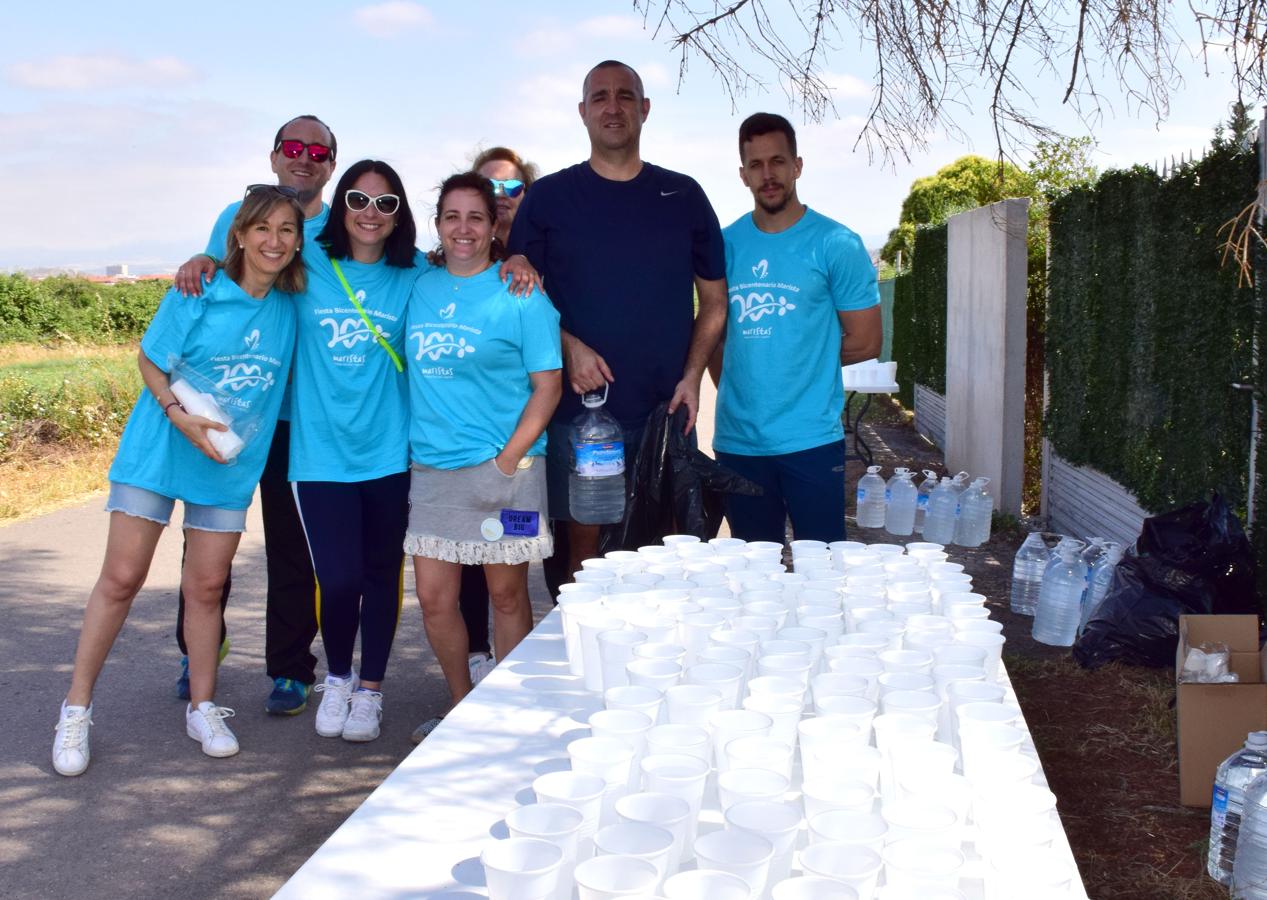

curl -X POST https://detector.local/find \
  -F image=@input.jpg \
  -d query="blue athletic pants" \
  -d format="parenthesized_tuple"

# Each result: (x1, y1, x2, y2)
(715, 440, 847, 545)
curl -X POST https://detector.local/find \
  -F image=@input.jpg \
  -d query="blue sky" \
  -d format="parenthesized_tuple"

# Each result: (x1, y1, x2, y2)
(0, 1, 1241, 272)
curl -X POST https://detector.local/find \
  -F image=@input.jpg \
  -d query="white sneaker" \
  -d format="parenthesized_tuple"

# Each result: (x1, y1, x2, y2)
(469, 653, 496, 687)
(342, 690, 383, 742)
(186, 702, 239, 758)
(313, 672, 359, 737)
(53, 701, 92, 776)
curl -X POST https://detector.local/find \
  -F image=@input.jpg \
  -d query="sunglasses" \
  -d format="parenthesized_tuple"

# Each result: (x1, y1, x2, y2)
(275, 139, 334, 163)
(346, 189, 401, 215)
(245, 183, 300, 199)
(488, 178, 525, 199)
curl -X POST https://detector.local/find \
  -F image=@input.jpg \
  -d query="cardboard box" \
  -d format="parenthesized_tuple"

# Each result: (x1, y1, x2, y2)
(1176, 615, 1267, 807)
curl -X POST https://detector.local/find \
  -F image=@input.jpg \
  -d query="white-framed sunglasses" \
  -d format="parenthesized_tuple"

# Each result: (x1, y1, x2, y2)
(346, 189, 401, 215)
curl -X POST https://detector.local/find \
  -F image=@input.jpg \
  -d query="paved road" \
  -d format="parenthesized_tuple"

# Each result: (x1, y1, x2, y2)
(0, 381, 719, 900)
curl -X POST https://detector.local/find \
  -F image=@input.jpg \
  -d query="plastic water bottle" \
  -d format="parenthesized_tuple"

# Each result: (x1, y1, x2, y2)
(1010, 532, 1053, 615)
(1209, 733, 1267, 886)
(1031, 538, 1088, 646)
(885, 469, 918, 536)
(1078, 541, 1123, 634)
(856, 465, 886, 528)
(568, 388, 625, 525)
(922, 477, 959, 545)
(914, 470, 938, 534)
(953, 477, 993, 547)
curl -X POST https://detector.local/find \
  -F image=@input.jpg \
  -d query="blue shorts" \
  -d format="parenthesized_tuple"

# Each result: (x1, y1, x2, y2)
(715, 440, 847, 544)
(105, 482, 248, 533)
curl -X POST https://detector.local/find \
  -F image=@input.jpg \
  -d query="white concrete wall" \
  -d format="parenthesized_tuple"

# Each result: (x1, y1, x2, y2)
(945, 199, 1029, 516)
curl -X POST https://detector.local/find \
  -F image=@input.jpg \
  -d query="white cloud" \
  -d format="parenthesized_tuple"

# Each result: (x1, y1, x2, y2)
(353, 2, 433, 39)
(6, 54, 196, 91)
(520, 14, 648, 60)
(821, 71, 873, 101)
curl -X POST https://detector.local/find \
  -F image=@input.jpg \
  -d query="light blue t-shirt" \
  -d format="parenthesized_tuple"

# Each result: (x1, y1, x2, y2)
(205, 200, 329, 422)
(287, 243, 422, 482)
(407, 266, 562, 470)
(714, 207, 879, 456)
(109, 271, 297, 509)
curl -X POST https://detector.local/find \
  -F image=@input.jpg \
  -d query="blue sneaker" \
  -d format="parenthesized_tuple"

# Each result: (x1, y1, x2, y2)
(175, 638, 231, 701)
(266, 677, 311, 716)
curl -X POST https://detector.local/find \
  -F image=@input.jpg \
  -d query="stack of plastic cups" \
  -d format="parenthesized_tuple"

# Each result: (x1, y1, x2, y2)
(930, 665, 985, 743)
(505, 803, 585, 900)
(598, 629, 648, 691)
(872, 712, 936, 802)
(641, 753, 710, 861)
(532, 770, 608, 859)
(579, 615, 625, 692)
(482, 837, 565, 900)
(558, 591, 605, 676)
(944, 680, 1006, 756)
(954, 629, 1006, 683)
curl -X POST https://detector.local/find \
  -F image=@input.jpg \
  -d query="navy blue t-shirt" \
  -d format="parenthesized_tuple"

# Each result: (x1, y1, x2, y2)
(508, 162, 725, 430)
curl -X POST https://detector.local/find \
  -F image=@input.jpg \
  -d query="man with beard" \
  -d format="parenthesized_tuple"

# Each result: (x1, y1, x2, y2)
(711, 112, 881, 543)
(170, 115, 336, 715)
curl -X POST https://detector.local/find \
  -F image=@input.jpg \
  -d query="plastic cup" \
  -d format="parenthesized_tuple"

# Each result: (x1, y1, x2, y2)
(933, 641, 988, 668)
(881, 689, 940, 725)
(953, 619, 1004, 639)
(533, 770, 607, 859)
(725, 798, 802, 887)
(856, 620, 904, 652)
(580, 616, 626, 691)
(570, 736, 637, 824)
(810, 672, 870, 707)
(606, 684, 665, 724)
(972, 750, 1040, 792)
(711, 708, 774, 770)
(796, 611, 844, 643)
(872, 713, 936, 800)
(807, 809, 887, 849)
(505, 805, 584, 900)
(640, 754, 710, 860)
(627, 658, 684, 693)
(881, 797, 960, 845)
(805, 743, 882, 788)
(639, 544, 679, 560)
(876, 672, 935, 698)
(746, 675, 806, 706)
(726, 735, 795, 779)
(798, 716, 865, 774)
(771, 877, 858, 900)
(590, 708, 655, 787)
(896, 770, 972, 824)
(956, 701, 1020, 735)
(757, 654, 814, 687)
(693, 829, 775, 900)
(742, 691, 803, 746)
(574, 853, 660, 900)
(594, 821, 676, 888)
(878, 649, 933, 675)
(717, 767, 791, 812)
(482, 837, 565, 900)
(662, 682, 723, 727)
(801, 776, 877, 819)
(957, 722, 1026, 783)
(745, 601, 790, 630)
(812, 693, 876, 738)
(645, 723, 711, 763)
(680, 612, 727, 665)
(663, 869, 753, 900)
(953, 632, 1005, 682)
(984, 846, 1073, 900)
(888, 741, 958, 798)
(836, 633, 892, 655)
(799, 842, 882, 899)
(825, 656, 883, 700)
(974, 782, 1058, 833)
(559, 593, 606, 675)
(777, 625, 828, 669)
(881, 840, 964, 892)
(616, 791, 692, 878)
(574, 568, 619, 586)
(761, 638, 812, 661)
(686, 661, 745, 710)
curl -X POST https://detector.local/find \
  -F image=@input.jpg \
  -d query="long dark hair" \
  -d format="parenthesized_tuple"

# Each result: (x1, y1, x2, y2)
(317, 159, 417, 267)
(430, 171, 507, 267)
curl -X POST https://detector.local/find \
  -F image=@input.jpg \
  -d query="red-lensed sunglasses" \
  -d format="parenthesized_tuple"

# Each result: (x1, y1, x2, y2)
(275, 139, 334, 163)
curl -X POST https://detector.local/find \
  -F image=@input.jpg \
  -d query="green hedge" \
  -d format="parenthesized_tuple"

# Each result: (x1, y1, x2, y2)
(0, 274, 166, 343)
(889, 224, 948, 409)
(1046, 147, 1258, 529)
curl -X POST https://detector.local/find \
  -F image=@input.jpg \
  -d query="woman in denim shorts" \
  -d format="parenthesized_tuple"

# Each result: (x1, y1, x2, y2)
(404, 172, 562, 739)
(52, 187, 306, 775)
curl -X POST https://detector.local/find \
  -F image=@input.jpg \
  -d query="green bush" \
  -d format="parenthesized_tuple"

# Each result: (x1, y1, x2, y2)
(0, 274, 165, 344)
(889, 223, 949, 409)
(0, 361, 140, 459)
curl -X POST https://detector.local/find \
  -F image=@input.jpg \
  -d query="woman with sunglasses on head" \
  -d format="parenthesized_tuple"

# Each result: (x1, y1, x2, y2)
(289, 159, 421, 743)
(53, 186, 305, 775)
(406, 172, 561, 739)
(444, 147, 540, 703)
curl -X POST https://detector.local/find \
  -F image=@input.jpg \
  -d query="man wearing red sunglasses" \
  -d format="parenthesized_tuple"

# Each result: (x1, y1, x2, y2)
(171, 115, 338, 718)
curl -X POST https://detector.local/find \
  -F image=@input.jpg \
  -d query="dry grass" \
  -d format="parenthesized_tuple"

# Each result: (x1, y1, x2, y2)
(0, 441, 114, 524)
(0, 342, 134, 366)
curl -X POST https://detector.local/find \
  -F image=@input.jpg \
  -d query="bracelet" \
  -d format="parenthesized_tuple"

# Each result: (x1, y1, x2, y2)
(162, 400, 185, 417)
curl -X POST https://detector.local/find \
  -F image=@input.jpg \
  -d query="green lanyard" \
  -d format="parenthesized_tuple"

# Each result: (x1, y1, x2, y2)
(328, 257, 404, 373)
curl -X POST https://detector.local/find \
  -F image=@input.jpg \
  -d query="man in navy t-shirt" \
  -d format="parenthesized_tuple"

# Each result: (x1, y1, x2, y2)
(509, 59, 728, 579)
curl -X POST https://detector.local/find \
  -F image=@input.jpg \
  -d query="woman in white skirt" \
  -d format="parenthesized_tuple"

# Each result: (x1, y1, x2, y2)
(405, 171, 561, 736)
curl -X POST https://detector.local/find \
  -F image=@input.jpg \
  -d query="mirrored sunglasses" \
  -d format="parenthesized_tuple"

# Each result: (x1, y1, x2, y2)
(276, 139, 334, 163)
(488, 178, 525, 199)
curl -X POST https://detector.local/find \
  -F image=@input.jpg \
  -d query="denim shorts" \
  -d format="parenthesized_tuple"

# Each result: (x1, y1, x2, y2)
(105, 482, 248, 533)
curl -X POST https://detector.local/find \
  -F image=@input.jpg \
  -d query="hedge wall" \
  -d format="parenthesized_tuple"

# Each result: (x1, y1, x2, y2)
(1046, 146, 1258, 531)
(890, 223, 948, 409)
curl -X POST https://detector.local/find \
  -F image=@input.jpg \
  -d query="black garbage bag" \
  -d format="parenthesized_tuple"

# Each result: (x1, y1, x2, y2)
(1073, 493, 1258, 669)
(598, 402, 763, 553)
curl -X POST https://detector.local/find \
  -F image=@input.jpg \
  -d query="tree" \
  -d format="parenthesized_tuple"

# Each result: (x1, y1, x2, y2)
(634, 1, 1267, 163)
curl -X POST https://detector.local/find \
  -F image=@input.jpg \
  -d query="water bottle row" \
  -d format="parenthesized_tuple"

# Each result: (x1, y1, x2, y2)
(1009, 533, 1124, 647)
(1208, 731, 1267, 895)
(855, 467, 994, 547)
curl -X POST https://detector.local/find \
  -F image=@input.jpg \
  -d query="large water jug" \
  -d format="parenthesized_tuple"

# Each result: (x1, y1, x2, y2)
(856, 465, 886, 528)
(568, 387, 626, 524)
(922, 477, 959, 544)
(885, 469, 918, 536)
(914, 469, 938, 534)
(1210, 732, 1267, 886)
(1078, 541, 1123, 635)
(1231, 763, 1267, 896)
(1010, 532, 1058, 615)
(1031, 538, 1088, 646)
(953, 477, 993, 547)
